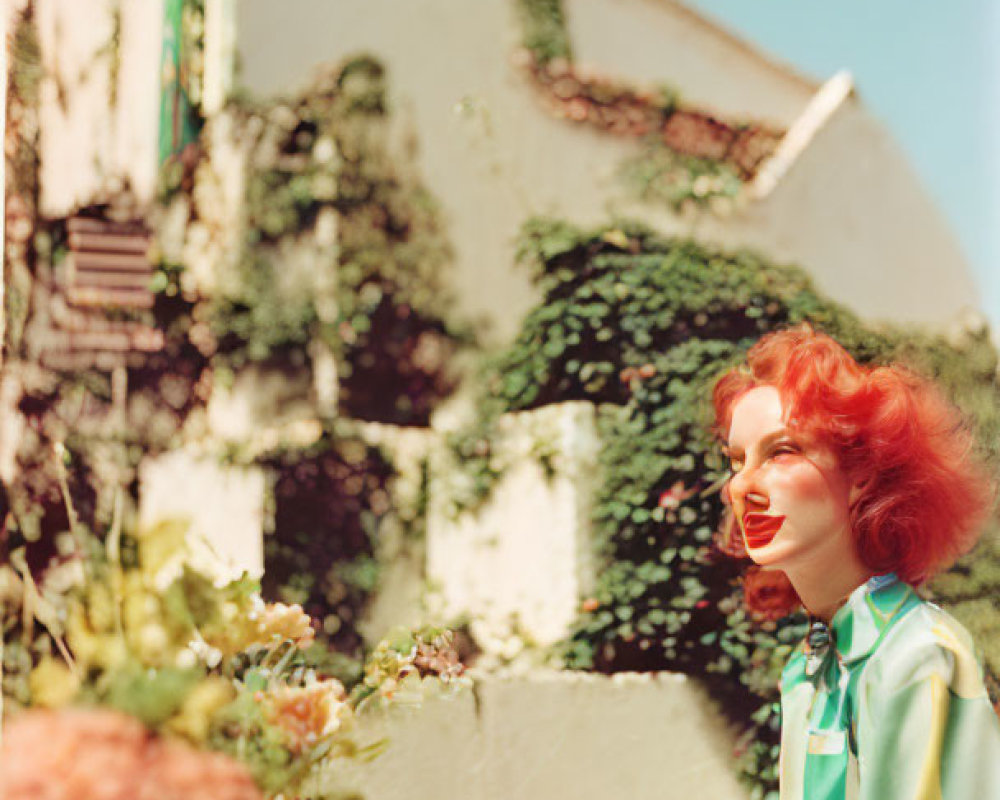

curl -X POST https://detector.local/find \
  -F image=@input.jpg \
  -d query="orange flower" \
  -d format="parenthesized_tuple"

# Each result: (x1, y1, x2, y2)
(619, 367, 639, 384)
(265, 681, 349, 753)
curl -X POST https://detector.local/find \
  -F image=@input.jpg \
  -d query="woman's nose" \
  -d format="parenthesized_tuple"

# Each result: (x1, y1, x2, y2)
(730, 468, 769, 511)
(745, 491, 770, 511)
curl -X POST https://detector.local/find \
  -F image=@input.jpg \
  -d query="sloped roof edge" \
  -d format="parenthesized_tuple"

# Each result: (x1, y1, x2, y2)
(749, 71, 855, 199)
(651, 0, 822, 94)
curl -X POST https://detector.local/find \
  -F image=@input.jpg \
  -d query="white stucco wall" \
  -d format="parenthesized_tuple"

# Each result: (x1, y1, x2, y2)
(236, 0, 981, 340)
(427, 402, 599, 649)
(750, 98, 980, 326)
(138, 448, 265, 583)
(650, 94, 982, 328)
(565, 0, 816, 126)
(35, 0, 162, 216)
(320, 670, 749, 800)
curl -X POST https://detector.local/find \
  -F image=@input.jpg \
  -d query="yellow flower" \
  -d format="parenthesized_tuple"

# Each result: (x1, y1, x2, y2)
(28, 657, 80, 708)
(65, 603, 128, 673)
(164, 676, 236, 744)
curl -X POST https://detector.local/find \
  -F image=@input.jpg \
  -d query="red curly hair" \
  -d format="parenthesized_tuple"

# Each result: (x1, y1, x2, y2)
(713, 325, 994, 616)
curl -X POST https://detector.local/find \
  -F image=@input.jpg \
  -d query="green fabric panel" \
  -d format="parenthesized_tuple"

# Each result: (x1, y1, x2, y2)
(845, 666, 864, 754)
(782, 649, 810, 692)
(835, 610, 854, 655)
(803, 752, 848, 800)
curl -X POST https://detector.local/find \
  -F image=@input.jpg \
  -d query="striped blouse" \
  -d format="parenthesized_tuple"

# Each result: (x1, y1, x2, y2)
(779, 573, 1000, 799)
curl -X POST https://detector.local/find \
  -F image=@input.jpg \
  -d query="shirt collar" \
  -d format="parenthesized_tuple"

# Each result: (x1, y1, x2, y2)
(829, 573, 921, 665)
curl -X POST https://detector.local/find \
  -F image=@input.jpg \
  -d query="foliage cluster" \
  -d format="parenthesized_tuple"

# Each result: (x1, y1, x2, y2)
(179, 0, 206, 118)
(4, 51, 452, 757)
(210, 55, 463, 425)
(619, 139, 743, 214)
(455, 217, 1000, 797)
(3, 208, 209, 582)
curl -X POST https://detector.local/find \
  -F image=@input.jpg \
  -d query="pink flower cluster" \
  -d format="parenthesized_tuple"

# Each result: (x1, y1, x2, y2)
(0, 708, 263, 800)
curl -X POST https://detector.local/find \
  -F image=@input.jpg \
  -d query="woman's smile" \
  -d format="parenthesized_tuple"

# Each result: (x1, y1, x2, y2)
(742, 512, 785, 548)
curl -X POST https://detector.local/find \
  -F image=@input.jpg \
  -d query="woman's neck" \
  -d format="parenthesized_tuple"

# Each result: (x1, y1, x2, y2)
(784, 550, 872, 625)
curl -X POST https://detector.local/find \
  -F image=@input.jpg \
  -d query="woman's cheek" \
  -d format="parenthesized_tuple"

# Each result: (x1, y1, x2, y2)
(772, 462, 830, 505)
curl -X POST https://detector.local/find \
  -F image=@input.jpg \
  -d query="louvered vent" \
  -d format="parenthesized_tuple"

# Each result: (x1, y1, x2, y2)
(35, 216, 165, 371)
(64, 216, 156, 309)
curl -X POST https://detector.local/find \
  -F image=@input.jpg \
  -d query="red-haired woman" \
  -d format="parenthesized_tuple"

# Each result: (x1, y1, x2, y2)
(713, 324, 1000, 799)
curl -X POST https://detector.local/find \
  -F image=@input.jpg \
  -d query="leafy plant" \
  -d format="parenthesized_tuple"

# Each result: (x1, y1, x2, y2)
(3, 503, 467, 799)
(620, 139, 743, 213)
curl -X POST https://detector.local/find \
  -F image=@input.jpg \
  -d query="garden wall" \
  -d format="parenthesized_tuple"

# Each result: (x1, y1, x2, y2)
(428, 401, 599, 649)
(322, 669, 749, 800)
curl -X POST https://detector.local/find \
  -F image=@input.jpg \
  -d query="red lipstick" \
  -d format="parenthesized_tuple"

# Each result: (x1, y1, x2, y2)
(742, 512, 785, 548)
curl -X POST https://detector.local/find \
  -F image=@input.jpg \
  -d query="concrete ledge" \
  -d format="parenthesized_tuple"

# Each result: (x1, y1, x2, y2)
(320, 669, 749, 800)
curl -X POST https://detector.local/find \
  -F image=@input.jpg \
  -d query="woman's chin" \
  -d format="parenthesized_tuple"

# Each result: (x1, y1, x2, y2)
(745, 539, 791, 569)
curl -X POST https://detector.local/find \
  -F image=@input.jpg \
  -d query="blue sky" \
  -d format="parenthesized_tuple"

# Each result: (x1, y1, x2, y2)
(686, 0, 1000, 330)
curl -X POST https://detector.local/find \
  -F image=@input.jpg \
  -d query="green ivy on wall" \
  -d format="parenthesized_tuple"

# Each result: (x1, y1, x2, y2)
(619, 140, 743, 214)
(455, 217, 1000, 798)
(514, 0, 573, 64)
(211, 55, 465, 425)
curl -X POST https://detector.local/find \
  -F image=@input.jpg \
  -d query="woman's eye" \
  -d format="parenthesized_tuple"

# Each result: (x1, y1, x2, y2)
(770, 445, 799, 459)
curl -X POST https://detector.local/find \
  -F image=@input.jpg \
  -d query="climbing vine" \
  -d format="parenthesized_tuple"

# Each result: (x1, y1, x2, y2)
(255, 424, 395, 669)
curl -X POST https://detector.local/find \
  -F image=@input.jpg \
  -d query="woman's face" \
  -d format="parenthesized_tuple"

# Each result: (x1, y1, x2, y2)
(725, 386, 856, 571)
